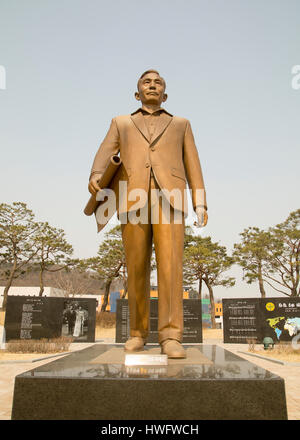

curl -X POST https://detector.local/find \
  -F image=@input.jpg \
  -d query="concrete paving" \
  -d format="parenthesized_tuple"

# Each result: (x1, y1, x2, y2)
(0, 339, 299, 420)
(0, 342, 95, 420)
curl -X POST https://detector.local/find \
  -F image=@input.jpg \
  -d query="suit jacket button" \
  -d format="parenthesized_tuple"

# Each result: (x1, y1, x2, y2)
(145, 163, 150, 168)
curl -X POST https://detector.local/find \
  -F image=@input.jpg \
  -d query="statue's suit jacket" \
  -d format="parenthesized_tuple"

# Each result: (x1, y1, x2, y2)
(90, 109, 207, 215)
(90, 109, 207, 342)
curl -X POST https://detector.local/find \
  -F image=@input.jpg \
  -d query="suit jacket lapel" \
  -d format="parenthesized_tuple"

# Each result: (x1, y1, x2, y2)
(150, 112, 173, 145)
(130, 112, 150, 143)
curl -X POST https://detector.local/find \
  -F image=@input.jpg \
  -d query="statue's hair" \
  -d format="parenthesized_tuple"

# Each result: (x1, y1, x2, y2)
(137, 69, 166, 91)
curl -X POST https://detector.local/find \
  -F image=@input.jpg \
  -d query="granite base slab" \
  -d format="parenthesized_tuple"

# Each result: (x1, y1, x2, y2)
(11, 344, 287, 420)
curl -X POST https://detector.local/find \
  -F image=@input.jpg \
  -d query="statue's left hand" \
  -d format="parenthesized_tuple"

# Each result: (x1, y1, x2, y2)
(194, 206, 208, 228)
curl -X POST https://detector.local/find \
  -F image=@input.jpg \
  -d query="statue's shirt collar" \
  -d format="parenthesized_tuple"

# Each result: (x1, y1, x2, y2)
(131, 107, 173, 117)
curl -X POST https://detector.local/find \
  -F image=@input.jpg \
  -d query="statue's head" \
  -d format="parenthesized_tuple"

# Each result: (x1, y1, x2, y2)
(135, 69, 168, 106)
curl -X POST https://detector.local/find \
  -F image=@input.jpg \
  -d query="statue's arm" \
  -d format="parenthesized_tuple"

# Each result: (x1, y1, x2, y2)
(88, 118, 120, 195)
(183, 120, 208, 227)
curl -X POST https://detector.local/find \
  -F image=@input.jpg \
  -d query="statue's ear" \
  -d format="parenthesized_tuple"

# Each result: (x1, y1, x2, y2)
(162, 93, 168, 102)
(135, 92, 140, 101)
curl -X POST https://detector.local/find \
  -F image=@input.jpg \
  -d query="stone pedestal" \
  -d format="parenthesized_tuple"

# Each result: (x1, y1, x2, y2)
(12, 344, 287, 420)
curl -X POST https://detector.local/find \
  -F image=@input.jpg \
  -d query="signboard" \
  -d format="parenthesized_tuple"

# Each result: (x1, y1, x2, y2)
(4, 296, 96, 342)
(116, 299, 202, 343)
(260, 298, 300, 343)
(223, 298, 261, 343)
(223, 297, 300, 343)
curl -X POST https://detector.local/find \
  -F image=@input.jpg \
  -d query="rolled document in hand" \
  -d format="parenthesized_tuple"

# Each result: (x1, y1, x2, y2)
(84, 155, 122, 216)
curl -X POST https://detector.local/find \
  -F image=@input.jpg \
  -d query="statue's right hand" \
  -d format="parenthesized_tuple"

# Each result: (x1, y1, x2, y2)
(88, 175, 101, 196)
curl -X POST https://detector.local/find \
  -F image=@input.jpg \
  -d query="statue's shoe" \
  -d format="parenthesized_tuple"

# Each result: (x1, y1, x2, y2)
(124, 337, 146, 352)
(161, 339, 186, 359)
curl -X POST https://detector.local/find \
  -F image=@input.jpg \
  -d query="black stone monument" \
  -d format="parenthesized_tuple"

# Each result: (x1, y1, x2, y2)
(223, 297, 300, 344)
(115, 299, 202, 343)
(4, 296, 97, 342)
(223, 298, 261, 344)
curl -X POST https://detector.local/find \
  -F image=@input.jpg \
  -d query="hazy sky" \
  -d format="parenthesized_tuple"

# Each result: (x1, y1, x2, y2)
(0, 0, 299, 299)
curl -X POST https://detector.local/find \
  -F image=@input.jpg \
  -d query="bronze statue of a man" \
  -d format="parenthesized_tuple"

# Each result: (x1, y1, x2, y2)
(88, 70, 208, 358)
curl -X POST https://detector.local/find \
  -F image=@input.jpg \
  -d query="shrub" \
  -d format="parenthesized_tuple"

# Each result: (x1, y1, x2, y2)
(275, 341, 300, 356)
(5, 336, 73, 353)
(247, 338, 257, 352)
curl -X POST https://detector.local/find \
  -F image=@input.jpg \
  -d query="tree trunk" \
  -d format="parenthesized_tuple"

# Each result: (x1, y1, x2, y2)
(205, 280, 216, 329)
(101, 279, 112, 312)
(258, 263, 266, 298)
(39, 266, 45, 296)
(2, 282, 11, 311)
(1, 262, 17, 311)
(290, 287, 298, 297)
(198, 277, 202, 299)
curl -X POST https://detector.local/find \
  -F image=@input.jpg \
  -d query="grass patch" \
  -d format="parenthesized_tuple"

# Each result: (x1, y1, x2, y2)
(96, 311, 116, 328)
(248, 341, 300, 362)
(94, 325, 223, 341)
(246, 338, 258, 352)
(5, 336, 73, 353)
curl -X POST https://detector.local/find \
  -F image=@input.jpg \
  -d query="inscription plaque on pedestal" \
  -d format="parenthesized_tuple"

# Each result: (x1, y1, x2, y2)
(116, 299, 202, 343)
(4, 296, 96, 342)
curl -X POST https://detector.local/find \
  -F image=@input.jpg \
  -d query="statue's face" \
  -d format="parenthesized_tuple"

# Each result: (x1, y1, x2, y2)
(135, 72, 167, 106)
